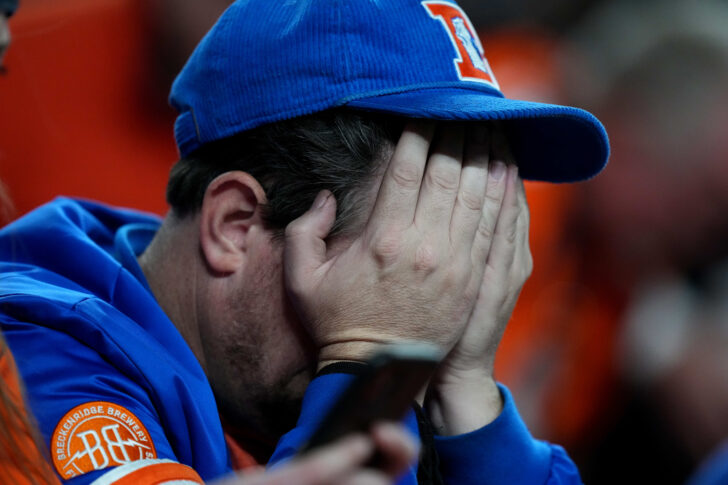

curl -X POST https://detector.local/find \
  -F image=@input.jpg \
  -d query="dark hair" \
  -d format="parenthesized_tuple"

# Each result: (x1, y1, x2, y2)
(167, 109, 404, 239)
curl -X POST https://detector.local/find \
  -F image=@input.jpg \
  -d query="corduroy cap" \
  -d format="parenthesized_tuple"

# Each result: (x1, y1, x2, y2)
(170, 0, 609, 182)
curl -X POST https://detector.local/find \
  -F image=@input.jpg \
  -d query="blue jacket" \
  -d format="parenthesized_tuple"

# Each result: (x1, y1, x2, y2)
(0, 198, 582, 484)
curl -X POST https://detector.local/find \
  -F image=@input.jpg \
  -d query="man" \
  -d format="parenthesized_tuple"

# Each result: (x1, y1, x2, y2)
(546, 2, 728, 482)
(0, 0, 608, 484)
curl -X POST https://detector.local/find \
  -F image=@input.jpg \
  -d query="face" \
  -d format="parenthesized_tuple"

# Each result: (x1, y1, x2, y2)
(199, 183, 380, 448)
(200, 224, 319, 444)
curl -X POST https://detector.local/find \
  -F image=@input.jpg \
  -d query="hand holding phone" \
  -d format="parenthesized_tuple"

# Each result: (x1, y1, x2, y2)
(298, 342, 442, 454)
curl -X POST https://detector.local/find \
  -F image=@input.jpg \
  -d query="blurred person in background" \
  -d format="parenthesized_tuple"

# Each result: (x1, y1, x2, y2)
(526, 1, 728, 483)
(457, 0, 621, 462)
(0, 0, 233, 218)
(465, 1, 728, 483)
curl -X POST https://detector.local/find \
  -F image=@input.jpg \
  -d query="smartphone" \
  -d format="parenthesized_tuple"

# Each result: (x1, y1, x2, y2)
(298, 341, 443, 454)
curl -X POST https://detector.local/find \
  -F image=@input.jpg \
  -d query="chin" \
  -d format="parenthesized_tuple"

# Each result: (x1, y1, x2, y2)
(264, 364, 316, 434)
(215, 373, 307, 462)
(240, 364, 316, 437)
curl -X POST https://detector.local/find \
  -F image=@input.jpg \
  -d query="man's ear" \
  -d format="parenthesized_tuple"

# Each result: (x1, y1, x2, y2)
(199, 171, 267, 274)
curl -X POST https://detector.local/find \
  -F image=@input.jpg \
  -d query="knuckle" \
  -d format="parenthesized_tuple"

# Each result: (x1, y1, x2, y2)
(440, 268, 457, 290)
(426, 168, 460, 192)
(524, 252, 534, 276)
(505, 225, 518, 245)
(390, 161, 422, 189)
(284, 220, 304, 239)
(484, 189, 505, 207)
(447, 261, 472, 289)
(458, 188, 485, 212)
(372, 232, 405, 264)
(476, 218, 495, 241)
(414, 243, 439, 272)
(462, 282, 479, 304)
(513, 255, 533, 286)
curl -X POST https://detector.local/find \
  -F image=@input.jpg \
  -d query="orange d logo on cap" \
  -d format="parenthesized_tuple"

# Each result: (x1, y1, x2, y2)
(422, 1, 499, 88)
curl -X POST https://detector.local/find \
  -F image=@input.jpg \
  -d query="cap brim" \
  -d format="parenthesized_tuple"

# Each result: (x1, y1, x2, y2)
(345, 88, 609, 183)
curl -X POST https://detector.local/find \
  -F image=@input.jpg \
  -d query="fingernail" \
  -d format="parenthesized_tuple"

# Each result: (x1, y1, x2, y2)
(490, 161, 506, 180)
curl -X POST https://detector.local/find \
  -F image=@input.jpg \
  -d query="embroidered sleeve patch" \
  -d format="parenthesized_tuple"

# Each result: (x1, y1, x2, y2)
(51, 401, 157, 479)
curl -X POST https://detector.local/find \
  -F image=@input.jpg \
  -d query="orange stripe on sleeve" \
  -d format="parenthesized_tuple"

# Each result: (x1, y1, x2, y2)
(89, 459, 204, 485)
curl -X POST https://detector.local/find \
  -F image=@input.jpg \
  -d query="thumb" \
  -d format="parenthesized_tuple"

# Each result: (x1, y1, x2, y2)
(284, 190, 337, 294)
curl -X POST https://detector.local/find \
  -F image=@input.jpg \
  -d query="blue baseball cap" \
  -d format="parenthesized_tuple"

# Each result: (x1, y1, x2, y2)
(171, 0, 609, 183)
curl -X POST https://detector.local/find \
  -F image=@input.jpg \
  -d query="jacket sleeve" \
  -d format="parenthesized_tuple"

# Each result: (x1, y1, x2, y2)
(433, 384, 582, 485)
(0, 305, 221, 485)
(270, 374, 581, 485)
(269, 372, 421, 485)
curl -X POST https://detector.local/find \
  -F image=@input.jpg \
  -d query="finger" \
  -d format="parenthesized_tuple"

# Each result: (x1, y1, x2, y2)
(272, 434, 374, 485)
(339, 470, 392, 485)
(512, 179, 533, 281)
(369, 422, 420, 478)
(515, 178, 530, 250)
(509, 141, 529, 268)
(450, 124, 490, 252)
(284, 190, 337, 294)
(511, 219, 532, 289)
(485, 165, 521, 274)
(470, 158, 508, 271)
(368, 122, 435, 229)
(413, 124, 464, 234)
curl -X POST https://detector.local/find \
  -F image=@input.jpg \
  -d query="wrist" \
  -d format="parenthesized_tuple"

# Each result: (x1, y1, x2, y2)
(425, 370, 502, 436)
(317, 339, 397, 372)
